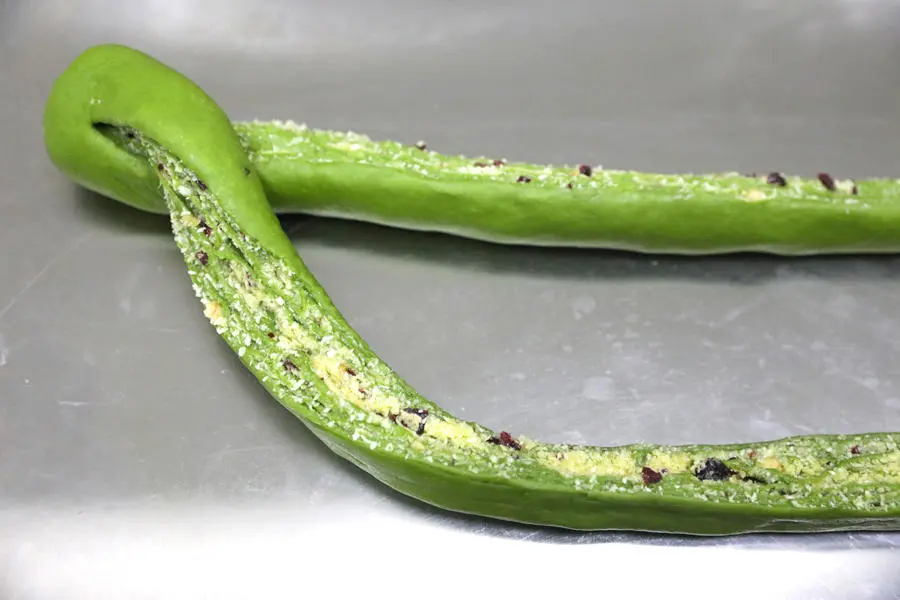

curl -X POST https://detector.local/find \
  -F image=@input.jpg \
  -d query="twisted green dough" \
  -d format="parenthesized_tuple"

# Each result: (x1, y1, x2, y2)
(43, 44, 900, 535)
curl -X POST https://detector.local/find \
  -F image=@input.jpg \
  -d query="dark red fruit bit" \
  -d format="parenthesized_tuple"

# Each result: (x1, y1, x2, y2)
(195, 250, 209, 266)
(343, 365, 357, 376)
(267, 332, 275, 339)
(415, 141, 427, 151)
(282, 359, 299, 373)
(740, 474, 768, 484)
(748, 450, 758, 459)
(818, 172, 837, 191)
(197, 179, 207, 191)
(388, 412, 399, 422)
(850, 445, 861, 455)
(487, 431, 522, 450)
(578, 164, 593, 177)
(493, 159, 505, 167)
(402, 408, 429, 435)
(766, 172, 786, 186)
(516, 176, 531, 183)
(567, 183, 573, 189)
(499, 431, 521, 450)
(694, 458, 734, 481)
(850, 180, 858, 195)
(474, 162, 489, 167)
(157, 163, 165, 172)
(199, 220, 212, 236)
(641, 467, 663, 485)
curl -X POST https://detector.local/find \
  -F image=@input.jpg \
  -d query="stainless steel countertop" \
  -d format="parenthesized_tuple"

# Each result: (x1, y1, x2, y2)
(2, 1, 899, 598)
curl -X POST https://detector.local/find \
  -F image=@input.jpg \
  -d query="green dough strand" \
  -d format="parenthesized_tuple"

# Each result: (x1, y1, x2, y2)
(42, 44, 900, 535)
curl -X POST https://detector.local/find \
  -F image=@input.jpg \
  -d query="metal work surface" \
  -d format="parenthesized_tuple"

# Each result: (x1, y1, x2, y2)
(2, 1, 900, 598)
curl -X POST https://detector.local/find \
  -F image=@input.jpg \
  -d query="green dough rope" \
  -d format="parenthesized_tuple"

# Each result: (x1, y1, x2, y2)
(44, 61, 900, 257)
(42, 44, 900, 535)
(232, 122, 900, 255)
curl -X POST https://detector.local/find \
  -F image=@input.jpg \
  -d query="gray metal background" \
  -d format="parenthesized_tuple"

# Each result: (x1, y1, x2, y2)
(2, 1, 900, 598)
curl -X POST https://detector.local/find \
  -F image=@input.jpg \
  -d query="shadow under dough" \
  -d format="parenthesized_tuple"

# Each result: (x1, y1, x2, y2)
(74, 187, 172, 236)
(282, 214, 900, 287)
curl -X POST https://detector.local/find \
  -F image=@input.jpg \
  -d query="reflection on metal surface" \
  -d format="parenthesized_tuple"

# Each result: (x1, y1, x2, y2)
(3, 0, 900, 597)
(3, 503, 899, 599)
(9, 0, 520, 56)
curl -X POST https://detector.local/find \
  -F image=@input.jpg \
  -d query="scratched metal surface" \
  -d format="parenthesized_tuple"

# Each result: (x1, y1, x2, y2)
(2, 1, 900, 598)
